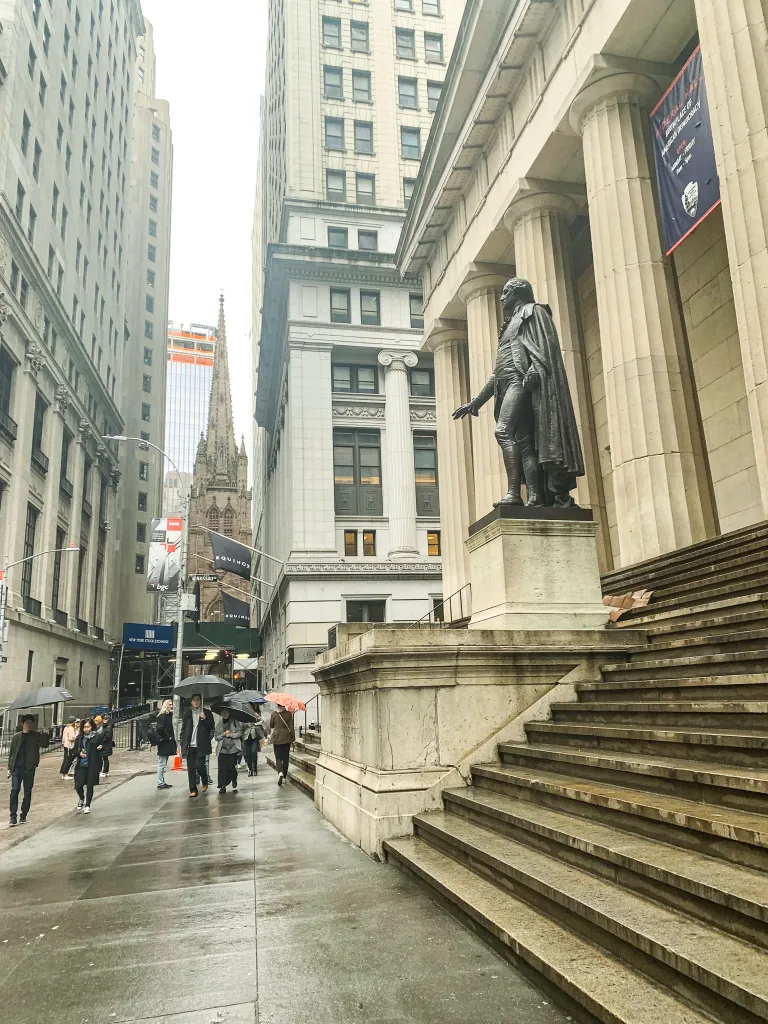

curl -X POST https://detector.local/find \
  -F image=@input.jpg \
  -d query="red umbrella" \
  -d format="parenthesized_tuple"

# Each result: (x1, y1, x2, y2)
(269, 692, 306, 712)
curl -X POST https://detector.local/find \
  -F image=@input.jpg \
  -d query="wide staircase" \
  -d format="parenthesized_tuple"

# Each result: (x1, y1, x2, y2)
(385, 523, 768, 1024)
(266, 728, 320, 796)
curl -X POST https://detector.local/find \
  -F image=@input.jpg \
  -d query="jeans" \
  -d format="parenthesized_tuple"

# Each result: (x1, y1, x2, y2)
(273, 743, 291, 778)
(75, 780, 94, 807)
(157, 754, 168, 786)
(102, 755, 110, 774)
(243, 739, 259, 773)
(186, 747, 209, 794)
(10, 767, 36, 819)
(217, 753, 239, 790)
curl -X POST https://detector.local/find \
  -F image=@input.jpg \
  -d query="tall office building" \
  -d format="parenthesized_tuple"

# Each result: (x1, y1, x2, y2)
(0, 0, 145, 714)
(253, 0, 464, 698)
(117, 19, 172, 627)
(163, 321, 216, 514)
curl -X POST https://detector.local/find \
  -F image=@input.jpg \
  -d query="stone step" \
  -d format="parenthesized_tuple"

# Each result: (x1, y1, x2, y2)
(550, 700, 768, 730)
(631, 628, 768, 660)
(409, 810, 768, 1021)
(524, 720, 768, 769)
(499, 742, 768, 813)
(577, 673, 768, 703)
(290, 750, 317, 776)
(646, 608, 768, 641)
(608, 541, 768, 595)
(384, 834, 733, 1024)
(600, 649, 768, 681)
(293, 737, 320, 757)
(472, 762, 768, 870)
(619, 576, 768, 620)
(617, 594, 768, 630)
(441, 786, 768, 943)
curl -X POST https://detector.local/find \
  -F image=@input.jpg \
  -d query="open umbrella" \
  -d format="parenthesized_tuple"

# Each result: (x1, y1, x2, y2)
(174, 674, 233, 700)
(210, 700, 259, 724)
(231, 689, 267, 706)
(268, 692, 306, 712)
(8, 687, 74, 711)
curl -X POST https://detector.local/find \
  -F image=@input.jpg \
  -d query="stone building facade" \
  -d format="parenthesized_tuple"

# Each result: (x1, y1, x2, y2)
(399, 0, 768, 593)
(253, 0, 466, 699)
(0, 0, 145, 715)
(188, 296, 252, 622)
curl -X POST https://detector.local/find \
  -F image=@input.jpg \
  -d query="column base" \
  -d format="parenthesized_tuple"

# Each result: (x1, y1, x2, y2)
(387, 546, 420, 562)
(467, 507, 609, 630)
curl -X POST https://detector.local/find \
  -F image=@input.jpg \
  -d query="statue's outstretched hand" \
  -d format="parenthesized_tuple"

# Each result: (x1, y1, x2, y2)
(453, 402, 477, 420)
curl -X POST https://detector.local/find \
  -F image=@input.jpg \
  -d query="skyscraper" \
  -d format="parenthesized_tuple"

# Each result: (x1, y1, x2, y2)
(253, 0, 464, 698)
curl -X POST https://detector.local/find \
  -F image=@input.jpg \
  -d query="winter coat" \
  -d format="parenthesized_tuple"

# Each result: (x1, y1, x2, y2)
(7, 729, 51, 772)
(62, 724, 78, 750)
(72, 732, 103, 786)
(269, 710, 295, 746)
(179, 707, 214, 757)
(100, 721, 114, 756)
(154, 711, 177, 758)
(214, 716, 243, 756)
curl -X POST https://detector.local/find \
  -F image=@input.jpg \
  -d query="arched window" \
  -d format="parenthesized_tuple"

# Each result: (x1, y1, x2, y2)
(223, 508, 235, 537)
(208, 507, 220, 532)
(205, 596, 224, 622)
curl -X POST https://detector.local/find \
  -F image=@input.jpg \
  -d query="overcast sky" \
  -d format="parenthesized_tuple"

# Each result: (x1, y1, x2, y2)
(139, 0, 268, 454)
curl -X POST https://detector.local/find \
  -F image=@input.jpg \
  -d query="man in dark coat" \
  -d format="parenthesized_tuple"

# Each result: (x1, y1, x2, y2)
(7, 715, 50, 826)
(179, 694, 214, 798)
(453, 276, 585, 508)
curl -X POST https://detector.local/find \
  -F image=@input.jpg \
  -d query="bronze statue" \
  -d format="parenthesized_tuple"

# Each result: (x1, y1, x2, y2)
(453, 277, 584, 508)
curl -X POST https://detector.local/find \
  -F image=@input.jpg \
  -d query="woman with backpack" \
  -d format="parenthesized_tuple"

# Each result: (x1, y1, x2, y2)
(152, 700, 176, 790)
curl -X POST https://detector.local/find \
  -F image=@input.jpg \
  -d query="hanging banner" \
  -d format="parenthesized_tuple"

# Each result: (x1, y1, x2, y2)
(210, 532, 252, 580)
(650, 45, 720, 255)
(222, 591, 250, 626)
(146, 517, 182, 593)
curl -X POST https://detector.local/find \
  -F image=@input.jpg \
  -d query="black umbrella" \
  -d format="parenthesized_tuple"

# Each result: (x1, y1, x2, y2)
(210, 700, 259, 724)
(174, 674, 233, 700)
(229, 689, 267, 706)
(8, 687, 74, 711)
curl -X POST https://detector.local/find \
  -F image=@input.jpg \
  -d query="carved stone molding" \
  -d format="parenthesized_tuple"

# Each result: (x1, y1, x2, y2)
(110, 468, 121, 489)
(410, 407, 437, 423)
(284, 561, 441, 578)
(78, 418, 92, 444)
(95, 442, 110, 461)
(0, 291, 8, 331)
(333, 403, 385, 420)
(24, 341, 45, 376)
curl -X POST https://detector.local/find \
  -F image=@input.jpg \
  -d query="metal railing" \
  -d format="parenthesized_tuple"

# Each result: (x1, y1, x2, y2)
(31, 445, 49, 474)
(53, 608, 67, 627)
(408, 583, 472, 628)
(298, 694, 321, 738)
(0, 408, 18, 443)
(22, 594, 42, 617)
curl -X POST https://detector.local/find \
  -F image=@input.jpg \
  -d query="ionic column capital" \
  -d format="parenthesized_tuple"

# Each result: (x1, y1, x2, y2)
(457, 263, 512, 305)
(569, 72, 661, 136)
(422, 318, 468, 354)
(378, 350, 418, 373)
(503, 188, 582, 235)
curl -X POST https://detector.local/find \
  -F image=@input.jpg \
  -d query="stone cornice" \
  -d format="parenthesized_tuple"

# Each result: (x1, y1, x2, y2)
(285, 561, 442, 579)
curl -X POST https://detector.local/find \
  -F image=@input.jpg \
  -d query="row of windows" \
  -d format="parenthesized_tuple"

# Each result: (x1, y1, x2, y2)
(323, 66, 441, 111)
(325, 117, 422, 160)
(333, 429, 439, 517)
(325, 169, 416, 209)
(394, 0, 441, 13)
(343, 528, 440, 558)
(329, 289, 423, 328)
(322, 17, 444, 63)
(332, 362, 433, 396)
(327, 226, 378, 251)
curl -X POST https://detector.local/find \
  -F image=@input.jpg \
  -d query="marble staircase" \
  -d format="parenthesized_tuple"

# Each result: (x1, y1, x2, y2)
(385, 525, 768, 1024)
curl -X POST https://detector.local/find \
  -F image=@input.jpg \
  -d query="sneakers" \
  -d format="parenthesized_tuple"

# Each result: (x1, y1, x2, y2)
(83, 806, 91, 814)
(201, 784, 208, 793)
(19, 815, 26, 824)
(232, 781, 238, 792)
(159, 783, 172, 789)
(8, 816, 17, 827)
(99, 772, 105, 778)
(76, 801, 84, 811)
(218, 788, 226, 795)
(277, 773, 285, 787)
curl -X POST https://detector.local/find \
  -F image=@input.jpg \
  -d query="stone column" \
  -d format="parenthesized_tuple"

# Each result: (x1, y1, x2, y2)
(424, 321, 475, 598)
(6, 354, 44, 607)
(693, 1, 768, 517)
(458, 272, 509, 517)
(378, 350, 419, 560)
(504, 186, 612, 570)
(570, 74, 714, 566)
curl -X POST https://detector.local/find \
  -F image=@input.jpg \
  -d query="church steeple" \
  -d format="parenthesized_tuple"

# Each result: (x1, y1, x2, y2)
(205, 292, 239, 485)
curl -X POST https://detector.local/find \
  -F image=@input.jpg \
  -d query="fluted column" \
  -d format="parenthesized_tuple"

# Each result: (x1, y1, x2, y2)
(694, 1, 768, 517)
(378, 350, 419, 560)
(458, 272, 509, 517)
(424, 321, 475, 597)
(570, 74, 714, 565)
(504, 187, 612, 570)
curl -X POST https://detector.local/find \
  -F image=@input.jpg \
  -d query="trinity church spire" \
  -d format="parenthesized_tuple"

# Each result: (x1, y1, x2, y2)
(204, 292, 239, 486)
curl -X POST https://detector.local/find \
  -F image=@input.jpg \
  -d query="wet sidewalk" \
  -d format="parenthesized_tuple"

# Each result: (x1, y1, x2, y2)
(0, 767, 571, 1024)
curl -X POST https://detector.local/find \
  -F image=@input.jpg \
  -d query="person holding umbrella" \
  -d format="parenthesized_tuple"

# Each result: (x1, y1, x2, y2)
(59, 717, 79, 779)
(72, 718, 103, 813)
(242, 708, 267, 777)
(7, 714, 50, 826)
(269, 695, 303, 787)
(179, 694, 214, 798)
(214, 707, 243, 794)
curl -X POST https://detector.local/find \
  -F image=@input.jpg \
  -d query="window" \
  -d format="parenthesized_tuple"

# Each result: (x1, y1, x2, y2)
(52, 528, 66, 612)
(137, 492, 147, 512)
(39, 73, 47, 107)
(332, 364, 378, 394)
(410, 293, 425, 329)
(28, 44, 36, 80)
(395, 0, 413, 9)
(136, 523, 146, 543)
(322, 16, 341, 47)
(410, 367, 434, 397)
(396, 28, 416, 59)
(21, 112, 31, 155)
(15, 180, 25, 220)
(10, 261, 19, 294)
(60, 205, 68, 240)
(27, 206, 37, 243)
(146, 294, 154, 313)
(328, 226, 348, 249)
(144, 346, 153, 366)
(135, 554, 145, 574)
(398, 76, 418, 108)
(326, 169, 346, 202)
(0, 347, 16, 425)
(147, 269, 155, 286)
(351, 21, 369, 52)
(427, 80, 442, 112)
(149, 194, 158, 213)
(141, 403, 150, 422)
(32, 391, 46, 458)
(424, 32, 444, 62)
(427, 530, 441, 556)
(423, 0, 440, 13)
(330, 288, 351, 323)
(32, 0, 41, 26)
(414, 433, 440, 515)
(344, 530, 358, 556)
(142, 374, 152, 393)
(360, 290, 380, 325)
(325, 117, 344, 151)
(152, 123, 161, 141)
(26, 650, 34, 683)
(19, 277, 29, 310)
(354, 120, 373, 154)
(356, 173, 375, 206)
(151, 147, 160, 165)
(148, 243, 156, 261)
(352, 70, 371, 103)
(358, 230, 378, 252)
(401, 126, 421, 159)
(346, 600, 385, 623)
(144, 320, 153, 339)
(139, 461, 149, 481)
(33, 141, 41, 181)
(21, 504, 38, 602)
(150, 170, 159, 188)
(334, 429, 383, 515)
(363, 531, 376, 557)
(324, 65, 343, 99)
(60, 430, 73, 490)
(148, 219, 157, 237)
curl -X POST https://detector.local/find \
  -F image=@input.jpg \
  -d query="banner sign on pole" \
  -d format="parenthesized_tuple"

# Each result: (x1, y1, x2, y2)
(650, 45, 720, 255)
(146, 517, 182, 593)
(222, 591, 250, 626)
(210, 532, 252, 580)
(123, 623, 175, 651)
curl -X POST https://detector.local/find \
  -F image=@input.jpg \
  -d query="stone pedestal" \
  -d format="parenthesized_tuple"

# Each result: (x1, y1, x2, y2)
(467, 507, 609, 630)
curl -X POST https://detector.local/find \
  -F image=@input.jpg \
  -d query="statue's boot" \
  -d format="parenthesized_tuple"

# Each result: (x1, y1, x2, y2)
(494, 442, 523, 506)
(520, 438, 546, 506)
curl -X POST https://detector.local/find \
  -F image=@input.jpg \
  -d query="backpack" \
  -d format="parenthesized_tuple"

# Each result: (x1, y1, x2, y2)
(148, 722, 161, 746)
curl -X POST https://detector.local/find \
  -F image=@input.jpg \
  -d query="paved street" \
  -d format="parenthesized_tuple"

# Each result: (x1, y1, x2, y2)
(0, 766, 570, 1024)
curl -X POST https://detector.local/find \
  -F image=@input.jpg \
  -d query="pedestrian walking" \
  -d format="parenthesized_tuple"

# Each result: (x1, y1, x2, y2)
(179, 694, 214, 798)
(72, 718, 103, 813)
(59, 716, 79, 779)
(242, 710, 267, 776)
(214, 708, 243, 794)
(269, 706, 295, 787)
(100, 711, 114, 777)
(153, 699, 176, 790)
(7, 715, 50, 826)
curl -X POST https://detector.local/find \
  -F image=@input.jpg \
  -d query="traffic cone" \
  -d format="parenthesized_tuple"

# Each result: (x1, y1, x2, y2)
(171, 749, 183, 771)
